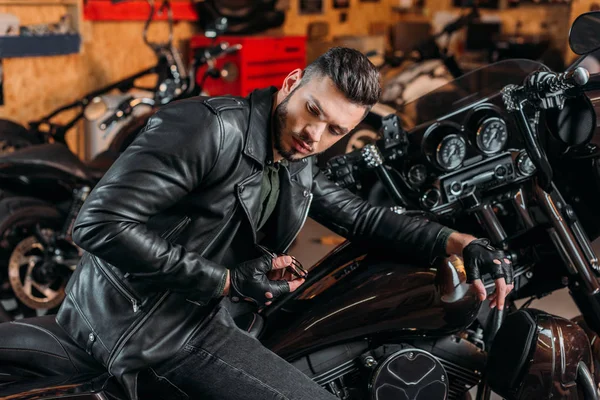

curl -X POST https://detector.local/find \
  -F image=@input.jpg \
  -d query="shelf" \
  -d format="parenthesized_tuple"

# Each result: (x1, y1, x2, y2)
(0, 33, 81, 58)
(0, 0, 78, 5)
(84, 0, 197, 21)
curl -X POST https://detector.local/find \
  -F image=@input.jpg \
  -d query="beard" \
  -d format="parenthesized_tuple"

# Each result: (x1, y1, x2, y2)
(272, 87, 321, 163)
(272, 94, 299, 163)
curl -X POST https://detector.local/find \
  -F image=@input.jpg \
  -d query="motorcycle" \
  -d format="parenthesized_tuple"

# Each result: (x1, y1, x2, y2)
(2, 11, 600, 400)
(0, 0, 189, 159)
(0, 7, 239, 320)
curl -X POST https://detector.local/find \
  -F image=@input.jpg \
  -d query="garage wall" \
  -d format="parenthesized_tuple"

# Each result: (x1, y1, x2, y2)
(0, 0, 590, 153)
(0, 0, 402, 153)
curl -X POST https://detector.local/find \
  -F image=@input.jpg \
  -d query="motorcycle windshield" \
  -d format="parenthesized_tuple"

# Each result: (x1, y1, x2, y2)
(402, 59, 547, 129)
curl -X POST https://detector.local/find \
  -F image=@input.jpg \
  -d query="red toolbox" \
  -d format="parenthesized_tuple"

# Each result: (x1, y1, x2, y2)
(190, 35, 306, 97)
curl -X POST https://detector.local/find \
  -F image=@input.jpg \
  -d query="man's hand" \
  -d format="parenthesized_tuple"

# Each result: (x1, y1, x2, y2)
(222, 255, 305, 307)
(447, 232, 514, 310)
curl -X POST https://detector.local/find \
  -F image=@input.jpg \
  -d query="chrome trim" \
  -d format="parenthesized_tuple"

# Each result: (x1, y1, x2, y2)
(550, 186, 600, 272)
(474, 204, 507, 247)
(548, 228, 578, 275)
(534, 184, 600, 294)
(511, 188, 535, 229)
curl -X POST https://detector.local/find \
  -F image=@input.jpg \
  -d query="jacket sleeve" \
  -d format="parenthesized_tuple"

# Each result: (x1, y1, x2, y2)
(308, 160, 454, 264)
(72, 101, 228, 302)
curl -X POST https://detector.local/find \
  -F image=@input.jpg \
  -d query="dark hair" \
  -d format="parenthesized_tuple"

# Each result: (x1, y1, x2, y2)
(302, 47, 381, 109)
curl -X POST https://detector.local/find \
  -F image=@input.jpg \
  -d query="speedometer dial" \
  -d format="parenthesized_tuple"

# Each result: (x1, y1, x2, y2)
(436, 134, 466, 170)
(477, 117, 508, 154)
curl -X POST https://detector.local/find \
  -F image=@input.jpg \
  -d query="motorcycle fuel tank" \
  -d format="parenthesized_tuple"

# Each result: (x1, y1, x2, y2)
(262, 242, 482, 360)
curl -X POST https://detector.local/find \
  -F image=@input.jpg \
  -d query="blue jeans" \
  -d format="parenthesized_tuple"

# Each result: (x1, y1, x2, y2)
(148, 299, 337, 400)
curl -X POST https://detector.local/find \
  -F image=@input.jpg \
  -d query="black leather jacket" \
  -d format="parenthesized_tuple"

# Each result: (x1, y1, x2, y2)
(56, 87, 449, 399)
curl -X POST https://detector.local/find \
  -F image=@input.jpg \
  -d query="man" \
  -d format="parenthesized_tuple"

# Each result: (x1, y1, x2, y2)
(56, 47, 513, 399)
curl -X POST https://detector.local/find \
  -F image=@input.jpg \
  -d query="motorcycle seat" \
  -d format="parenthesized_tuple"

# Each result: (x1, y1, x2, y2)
(0, 143, 96, 182)
(85, 149, 120, 180)
(0, 315, 104, 377)
(0, 311, 263, 377)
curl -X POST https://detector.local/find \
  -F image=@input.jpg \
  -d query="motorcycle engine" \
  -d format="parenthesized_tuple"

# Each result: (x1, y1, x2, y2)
(292, 334, 484, 400)
(369, 348, 448, 400)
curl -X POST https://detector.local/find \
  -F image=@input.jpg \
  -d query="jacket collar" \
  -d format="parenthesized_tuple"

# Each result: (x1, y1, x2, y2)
(245, 87, 309, 176)
(245, 87, 276, 166)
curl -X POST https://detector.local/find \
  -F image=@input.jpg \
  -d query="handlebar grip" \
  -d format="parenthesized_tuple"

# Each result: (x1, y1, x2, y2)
(203, 43, 242, 60)
(524, 67, 590, 97)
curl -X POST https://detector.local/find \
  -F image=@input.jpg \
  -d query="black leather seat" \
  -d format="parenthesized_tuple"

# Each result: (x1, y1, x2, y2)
(0, 315, 104, 377)
(0, 312, 264, 378)
(0, 143, 95, 182)
(85, 149, 120, 180)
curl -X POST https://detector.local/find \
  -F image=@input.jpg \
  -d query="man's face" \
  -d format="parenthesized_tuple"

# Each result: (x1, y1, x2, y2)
(272, 74, 368, 162)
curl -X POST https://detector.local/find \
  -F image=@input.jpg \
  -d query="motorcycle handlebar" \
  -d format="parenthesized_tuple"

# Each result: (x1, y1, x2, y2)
(523, 67, 589, 99)
(201, 43, 242, 62)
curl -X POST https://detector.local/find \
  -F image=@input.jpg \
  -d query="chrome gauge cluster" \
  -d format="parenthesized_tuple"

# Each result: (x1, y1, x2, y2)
(436, 134, 467, 170)
(476, 117, 508, 154)
(422, 122, 468, 172)
(410, 103, 534, 211)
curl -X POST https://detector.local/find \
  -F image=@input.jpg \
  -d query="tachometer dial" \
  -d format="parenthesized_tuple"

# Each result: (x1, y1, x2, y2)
(408, 164, 427, 187)
(436, 134, 466, 171)
(476, 117, 508, 154)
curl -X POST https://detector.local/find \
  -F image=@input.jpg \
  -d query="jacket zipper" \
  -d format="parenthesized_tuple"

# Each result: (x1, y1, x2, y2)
(106, 211, 232, 370)
(281, 193, 313, 252)
(96, 216, 192, 314)
(95, 259, 142, 313)
(161, 216, 191, 242)
(107, 290, 169, 371)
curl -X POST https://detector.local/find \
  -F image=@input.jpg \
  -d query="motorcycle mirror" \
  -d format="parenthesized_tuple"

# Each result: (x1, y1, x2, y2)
(204, 17, 228, 38)
(569, 11, 600, 55)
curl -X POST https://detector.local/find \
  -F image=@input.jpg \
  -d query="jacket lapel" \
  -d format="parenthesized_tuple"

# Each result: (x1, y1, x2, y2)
(235, 87, 313, 247)
(261, 163, 313, 253)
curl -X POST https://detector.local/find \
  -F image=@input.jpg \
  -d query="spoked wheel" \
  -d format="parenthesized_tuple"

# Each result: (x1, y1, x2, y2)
(0, 201, 78, 320)
(8, 232, 71, 313)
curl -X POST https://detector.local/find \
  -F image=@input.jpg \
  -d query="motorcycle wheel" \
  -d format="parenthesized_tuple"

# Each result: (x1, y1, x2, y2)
(0, 119, 41, 154)
(0, 198, 69, 320)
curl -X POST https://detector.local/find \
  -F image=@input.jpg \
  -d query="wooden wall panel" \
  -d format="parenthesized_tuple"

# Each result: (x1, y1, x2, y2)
(0, 16, 196, 152)
(281, 0, 400, 39)
(0, 0, 588, 154)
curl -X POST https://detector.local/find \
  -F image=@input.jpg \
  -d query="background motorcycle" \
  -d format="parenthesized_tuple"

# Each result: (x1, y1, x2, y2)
(0, 7, 239, 321)
(317, 5, 478, 168)
(0, 0, 189, 160)
(2, 13, 600, 400)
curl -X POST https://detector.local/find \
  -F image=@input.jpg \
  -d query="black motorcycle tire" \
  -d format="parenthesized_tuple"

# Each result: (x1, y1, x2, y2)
(0, 197, 62, 321)
(0, 119, 41, 154)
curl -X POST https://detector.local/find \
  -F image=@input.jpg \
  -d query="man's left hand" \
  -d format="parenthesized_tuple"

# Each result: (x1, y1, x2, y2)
(447, 233, 514, 310)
